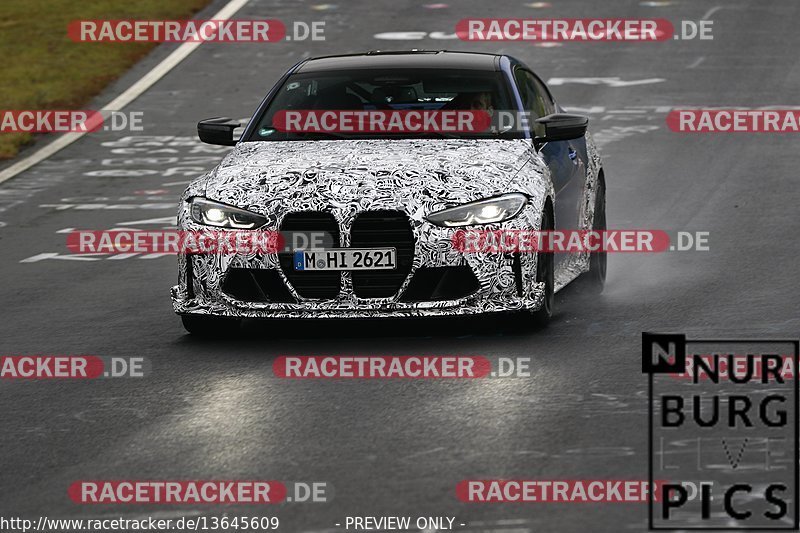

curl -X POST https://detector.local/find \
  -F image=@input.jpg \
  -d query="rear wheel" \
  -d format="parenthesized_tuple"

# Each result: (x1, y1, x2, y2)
(531, 208, 554, 326)
(581, 179, 607, 293)
(181, 314, 241, 336)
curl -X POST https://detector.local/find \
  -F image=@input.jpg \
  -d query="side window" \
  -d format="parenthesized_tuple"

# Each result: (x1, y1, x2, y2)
(529, 75, 556, 117)
(514, 68, 555, 137)
(514, 68, 536, 112)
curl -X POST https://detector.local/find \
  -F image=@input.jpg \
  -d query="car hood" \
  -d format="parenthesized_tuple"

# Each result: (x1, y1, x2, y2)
(203, 139, 534, 222)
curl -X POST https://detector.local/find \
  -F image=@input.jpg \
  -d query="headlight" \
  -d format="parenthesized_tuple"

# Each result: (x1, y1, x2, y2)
(426, 193, 528, 227)
(189, 197, 266, 229)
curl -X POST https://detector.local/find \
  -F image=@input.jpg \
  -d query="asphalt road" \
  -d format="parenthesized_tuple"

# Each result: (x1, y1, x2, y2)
(1, 0, 799, 532)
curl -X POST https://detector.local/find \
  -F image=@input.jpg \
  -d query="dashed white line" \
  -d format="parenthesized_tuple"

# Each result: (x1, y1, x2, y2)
(0, 0, 251, 186)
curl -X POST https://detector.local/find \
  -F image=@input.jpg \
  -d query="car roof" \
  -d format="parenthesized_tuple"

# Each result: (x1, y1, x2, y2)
(295, 50, 501, 73)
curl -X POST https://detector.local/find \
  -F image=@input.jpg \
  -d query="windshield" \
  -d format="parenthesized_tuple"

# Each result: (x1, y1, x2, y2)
(245, 68, 521, 141)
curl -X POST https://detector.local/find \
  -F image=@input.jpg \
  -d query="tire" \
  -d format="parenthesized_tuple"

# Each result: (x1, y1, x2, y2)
(531, 207, 555, 326)
(181, 314, 241, 336)
(581, 178, 607, 294)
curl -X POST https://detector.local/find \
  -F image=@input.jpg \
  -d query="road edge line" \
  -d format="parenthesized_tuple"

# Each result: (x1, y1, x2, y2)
(0, 0, 251, 185)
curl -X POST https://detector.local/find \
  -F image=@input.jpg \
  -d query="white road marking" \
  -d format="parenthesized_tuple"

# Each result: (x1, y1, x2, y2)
(401, 446, 446, 460)
(117, 216, 176, 226)
(547, 77, 665, 87)
(687, 56, 705, 69)
(0, 0, 252, 186)
(20, 253, 105, 262)
(701, 6, 722, 20)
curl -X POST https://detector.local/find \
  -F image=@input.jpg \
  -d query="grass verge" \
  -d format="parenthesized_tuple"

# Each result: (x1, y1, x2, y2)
(0, 0, 212, 159)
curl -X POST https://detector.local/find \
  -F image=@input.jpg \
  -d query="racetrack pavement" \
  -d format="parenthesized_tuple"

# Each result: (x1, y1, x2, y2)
(1, 0, 799, 531)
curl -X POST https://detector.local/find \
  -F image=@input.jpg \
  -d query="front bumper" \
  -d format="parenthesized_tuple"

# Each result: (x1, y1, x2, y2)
(171, 207, 546, 320)
(171, 283, 545, 319)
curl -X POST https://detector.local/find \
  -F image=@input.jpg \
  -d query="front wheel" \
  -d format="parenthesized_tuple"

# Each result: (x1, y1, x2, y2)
(181, 314, 241, 336)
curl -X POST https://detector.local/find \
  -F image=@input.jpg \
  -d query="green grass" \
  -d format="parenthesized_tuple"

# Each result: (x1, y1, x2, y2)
(0, 0, 211, 159)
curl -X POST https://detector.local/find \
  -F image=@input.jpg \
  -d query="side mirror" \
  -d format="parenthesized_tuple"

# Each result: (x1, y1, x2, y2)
(197, 117, 241, 146)
(534, 113, 589, 143)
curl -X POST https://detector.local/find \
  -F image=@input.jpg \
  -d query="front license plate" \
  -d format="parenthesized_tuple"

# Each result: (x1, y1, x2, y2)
(293, 248, 397, 271)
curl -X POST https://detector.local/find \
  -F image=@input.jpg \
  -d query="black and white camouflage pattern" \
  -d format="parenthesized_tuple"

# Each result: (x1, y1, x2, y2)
(171, 136, 602, 318)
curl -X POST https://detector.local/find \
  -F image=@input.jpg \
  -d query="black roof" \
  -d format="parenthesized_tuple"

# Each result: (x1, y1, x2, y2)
(296, 50, 500, 73)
